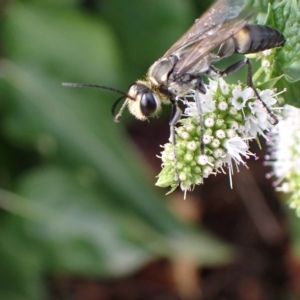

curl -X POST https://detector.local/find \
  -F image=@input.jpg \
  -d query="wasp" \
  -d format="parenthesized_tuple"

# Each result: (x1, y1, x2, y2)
(63, 0, 285, 182)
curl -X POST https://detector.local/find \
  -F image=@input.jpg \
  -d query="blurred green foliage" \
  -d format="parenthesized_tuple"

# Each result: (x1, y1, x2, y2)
(0, 0, 234, 299)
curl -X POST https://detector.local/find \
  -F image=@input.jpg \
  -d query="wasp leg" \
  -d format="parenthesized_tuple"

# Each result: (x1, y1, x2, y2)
(220, 58, 248, 76)
(170, 73, 207, 155)
(169, 99, 182, 185)
(213, 58, 279, 125)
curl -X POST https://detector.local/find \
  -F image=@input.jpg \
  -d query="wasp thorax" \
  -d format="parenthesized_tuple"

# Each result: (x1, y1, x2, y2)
(127, 81, 161, 120)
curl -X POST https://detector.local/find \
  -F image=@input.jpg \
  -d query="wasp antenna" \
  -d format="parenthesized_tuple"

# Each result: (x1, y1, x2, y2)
(62, 82, 133, 122)
(62, 82, 128, 97)
(112, 96, 129, 123)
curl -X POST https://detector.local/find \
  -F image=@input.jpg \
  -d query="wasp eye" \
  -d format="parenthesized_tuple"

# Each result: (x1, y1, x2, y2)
(140, 92, 157, 117)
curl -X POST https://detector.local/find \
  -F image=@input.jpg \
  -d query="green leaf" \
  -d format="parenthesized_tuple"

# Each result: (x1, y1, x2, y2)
(256, 0, 300, 107)
(268, 0, 300, 68)
(12, 166, 156, 276)
(257, 75, 284, 90)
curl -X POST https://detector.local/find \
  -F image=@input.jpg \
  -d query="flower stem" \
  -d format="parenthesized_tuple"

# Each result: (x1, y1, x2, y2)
(252, 66, 264, 84)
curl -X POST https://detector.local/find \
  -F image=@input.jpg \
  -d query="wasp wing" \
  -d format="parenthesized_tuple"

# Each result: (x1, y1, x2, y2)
(173, 10, 254, 74)
(162, 0, 253, 74)
(163, 0, 249, 58)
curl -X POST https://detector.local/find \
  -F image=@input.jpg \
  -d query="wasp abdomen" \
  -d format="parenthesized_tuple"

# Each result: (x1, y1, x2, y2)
(234, 24, 285, 54)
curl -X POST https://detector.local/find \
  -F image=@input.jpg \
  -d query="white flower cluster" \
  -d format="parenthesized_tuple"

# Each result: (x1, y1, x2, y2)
(156, 78, 282, 195)
(265, 105, 300, 215)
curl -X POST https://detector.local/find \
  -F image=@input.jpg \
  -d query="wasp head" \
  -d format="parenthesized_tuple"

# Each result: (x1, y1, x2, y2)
(114, 80, 162, 122)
